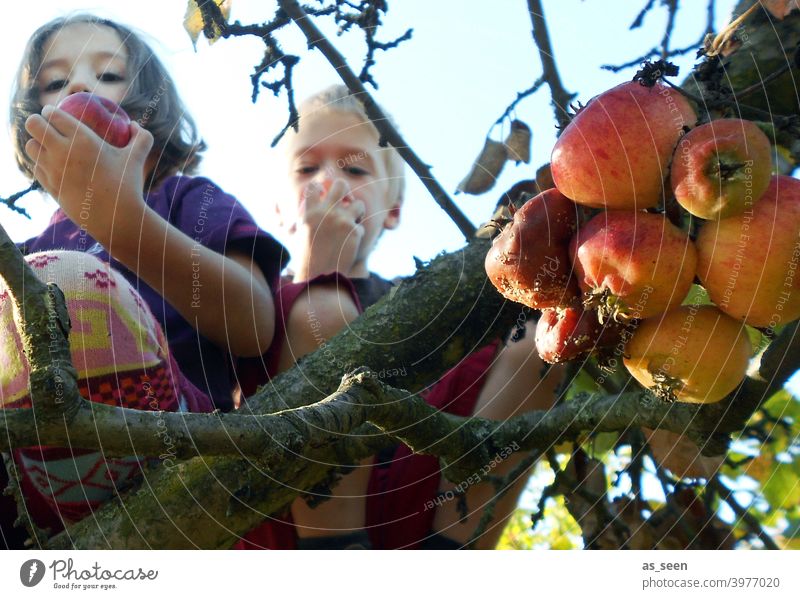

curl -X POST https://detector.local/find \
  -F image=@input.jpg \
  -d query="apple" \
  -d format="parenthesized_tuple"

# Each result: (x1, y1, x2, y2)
(534, 306, 622, 364)
(623, 305, 751, 404)
(551, 81, 696, 210)
(570, 211, 697, 321)
(56, 92, 131, 147)
(485, 188, 581, 309)
(671, 118, 772, 220)
(697, 175, 800, 328)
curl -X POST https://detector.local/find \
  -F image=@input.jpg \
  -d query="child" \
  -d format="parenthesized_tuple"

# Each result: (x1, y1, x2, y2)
(0, 14, 286, 543)
(237, 85, 562, 549)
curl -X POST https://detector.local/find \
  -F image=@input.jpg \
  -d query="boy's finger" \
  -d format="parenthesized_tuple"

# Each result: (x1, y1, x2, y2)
(302, 181, 324, 212)
(327, 179, 351, 205)
(348, 199, 366, 224)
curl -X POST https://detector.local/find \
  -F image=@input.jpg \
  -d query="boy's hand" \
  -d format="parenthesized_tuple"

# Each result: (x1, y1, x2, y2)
(293, 178, 366, 281)
(24, 105, 152, 247)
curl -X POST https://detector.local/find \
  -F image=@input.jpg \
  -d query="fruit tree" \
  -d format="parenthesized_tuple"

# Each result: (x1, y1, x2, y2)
(1, 0, 799, 550)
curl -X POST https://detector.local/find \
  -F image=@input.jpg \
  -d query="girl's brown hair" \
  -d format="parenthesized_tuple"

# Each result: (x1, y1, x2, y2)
(10, 13, 206, 189)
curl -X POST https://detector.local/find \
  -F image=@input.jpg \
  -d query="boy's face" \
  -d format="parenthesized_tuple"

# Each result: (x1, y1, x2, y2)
(37, 23, 129, 107)
(282, 110, 400, 268)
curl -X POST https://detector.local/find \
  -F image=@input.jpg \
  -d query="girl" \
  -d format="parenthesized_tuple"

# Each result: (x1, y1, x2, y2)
(0, 14, 286, 541)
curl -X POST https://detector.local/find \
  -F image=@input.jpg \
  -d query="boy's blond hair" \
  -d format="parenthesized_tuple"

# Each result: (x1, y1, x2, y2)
(293, 85, 405, 207)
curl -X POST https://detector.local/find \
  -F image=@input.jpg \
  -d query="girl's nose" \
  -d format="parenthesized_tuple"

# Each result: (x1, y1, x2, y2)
(65, 80, 92, 96)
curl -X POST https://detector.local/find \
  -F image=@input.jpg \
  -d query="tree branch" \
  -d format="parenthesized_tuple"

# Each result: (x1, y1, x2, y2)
(526, 0, 575, 130)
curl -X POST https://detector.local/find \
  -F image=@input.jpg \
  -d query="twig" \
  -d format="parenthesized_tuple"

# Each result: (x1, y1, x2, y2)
(526, 0, 576, 130)
(0, 182, 39, 218)
(494, 76, 546, 126)
(279, 0, 476, 240)
(707, 476, 779, 550)
(466, 450, 541, 548)
(603, 0, 716, 72)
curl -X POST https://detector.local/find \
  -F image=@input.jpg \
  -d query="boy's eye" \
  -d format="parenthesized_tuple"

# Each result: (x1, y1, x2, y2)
(98, 72, 125, 83)
(42, 79, 67, 93)
(344, 166, 369, 176)
(296, 166, 318, 175)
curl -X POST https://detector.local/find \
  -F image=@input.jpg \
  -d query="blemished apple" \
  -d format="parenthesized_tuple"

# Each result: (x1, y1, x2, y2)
(534, 306, 622, 364)
(671, 118, 772, 220)
(485, 188, 581, 309)
(56, 92, 132, 147)
(551, 81, 696, 210)
(569, 211, 697, 321)
(623, 305, 751, 404)
(697, 175, 800, 328)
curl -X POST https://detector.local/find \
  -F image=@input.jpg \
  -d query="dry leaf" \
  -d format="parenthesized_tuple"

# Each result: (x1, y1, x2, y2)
(763, 0, 800, 19)
(184, 0, 232, 49)
(643, 427, 725, 480)
(456, 138, 507, 195)
(535, 163, 555, 192)
(503, 120, 532, 164)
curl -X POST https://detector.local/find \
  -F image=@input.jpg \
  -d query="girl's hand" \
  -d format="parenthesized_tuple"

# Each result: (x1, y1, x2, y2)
(293, 178, 366, 281)
(24, 105, 153, 246)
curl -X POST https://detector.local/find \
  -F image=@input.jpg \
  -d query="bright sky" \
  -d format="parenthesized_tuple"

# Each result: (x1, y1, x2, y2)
(0, 0, 738, 279)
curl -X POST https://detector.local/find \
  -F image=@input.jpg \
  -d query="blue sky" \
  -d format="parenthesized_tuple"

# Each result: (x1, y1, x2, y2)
(0, 0, 738, 278)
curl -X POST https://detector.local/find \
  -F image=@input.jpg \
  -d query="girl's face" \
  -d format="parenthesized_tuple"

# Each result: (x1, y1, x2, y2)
(284, 110, 400, 260)
(36, 22, 129, 107)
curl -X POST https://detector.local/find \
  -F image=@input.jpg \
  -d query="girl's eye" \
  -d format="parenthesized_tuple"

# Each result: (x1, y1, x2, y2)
(98, 72, 125, 83)
(296, 166, 317, 175)
(345, 166, 369, 176)
(42, 79, 66, 93)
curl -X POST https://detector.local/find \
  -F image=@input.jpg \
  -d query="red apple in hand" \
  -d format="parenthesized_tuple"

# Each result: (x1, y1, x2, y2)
(56, 92, 132, 147)
(671, 118, 772, 220)
(551, 81, 696, 210)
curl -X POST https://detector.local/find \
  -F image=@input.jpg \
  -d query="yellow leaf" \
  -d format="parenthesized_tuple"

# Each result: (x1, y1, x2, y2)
(184, 0, 232, 49)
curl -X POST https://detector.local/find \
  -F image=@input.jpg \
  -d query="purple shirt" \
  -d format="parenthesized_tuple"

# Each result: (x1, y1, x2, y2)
(20, 175, 288, 411)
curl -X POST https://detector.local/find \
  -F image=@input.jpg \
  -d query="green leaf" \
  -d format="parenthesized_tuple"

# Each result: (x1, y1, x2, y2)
(761, 460, 800, 509)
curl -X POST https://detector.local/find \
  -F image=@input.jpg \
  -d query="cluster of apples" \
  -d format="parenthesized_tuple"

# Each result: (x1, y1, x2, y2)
(485, 78, 800, 404)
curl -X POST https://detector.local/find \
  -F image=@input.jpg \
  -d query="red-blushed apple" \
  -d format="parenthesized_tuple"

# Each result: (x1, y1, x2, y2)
(570, 211, 697, 321)
(534, 305, 622, 364)
(485, 188, 581, 309)
(671, 118, 772, 220)
(697, 175, 800, 328)
(56, 92, 131, 147)
(551, 81, 696, 210)
(623, 305, 751, 404)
